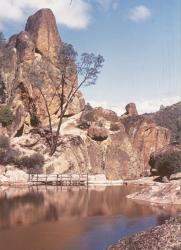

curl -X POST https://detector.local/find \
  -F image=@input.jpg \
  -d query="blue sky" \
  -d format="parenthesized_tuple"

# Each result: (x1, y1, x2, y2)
(1, 0, 181, 114)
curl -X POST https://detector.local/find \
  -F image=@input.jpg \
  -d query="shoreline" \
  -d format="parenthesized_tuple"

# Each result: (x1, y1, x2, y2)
(107, 216, 181, 250)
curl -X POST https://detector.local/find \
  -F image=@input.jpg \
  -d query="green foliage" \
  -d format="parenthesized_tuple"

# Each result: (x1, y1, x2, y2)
(0, 135, 10, 149)
(0, 136, 20, 165)
(176, 117, 181, 144)
(152, 102, 181, 142)
(150, 151, 181, 177)
(0, 32, 6, 48)
(0, 106, 14, 126)
(17, 153, 45, 174)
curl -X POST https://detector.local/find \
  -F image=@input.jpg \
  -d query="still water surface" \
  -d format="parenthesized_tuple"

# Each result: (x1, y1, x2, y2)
(0, 185, 180, 250)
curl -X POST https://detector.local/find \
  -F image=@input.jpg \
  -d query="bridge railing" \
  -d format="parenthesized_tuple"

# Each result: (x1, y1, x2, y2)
(28, 173, 89, 186)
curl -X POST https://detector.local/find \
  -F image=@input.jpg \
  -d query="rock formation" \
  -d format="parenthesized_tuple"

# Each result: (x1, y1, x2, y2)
(0, 9, 173, 181)
(25, 9, 62, 64)
(0, 9, 85, 136)
(125, 103, 138, 116)
(122, 114, 171, 170)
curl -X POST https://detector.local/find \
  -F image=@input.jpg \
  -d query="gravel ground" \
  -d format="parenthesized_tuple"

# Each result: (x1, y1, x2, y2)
(107, 216, 181, 250)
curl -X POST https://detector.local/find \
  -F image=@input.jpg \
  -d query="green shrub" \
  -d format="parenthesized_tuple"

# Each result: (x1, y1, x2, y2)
(150, 151, 181, 177)
(30, 113, 40, 127)
(17, 153, 45, 174)
(0, 147, 20, 165)
(0, 105, 14, 126)
(0, 135, 10, 149)
(176, 118, 181, 144)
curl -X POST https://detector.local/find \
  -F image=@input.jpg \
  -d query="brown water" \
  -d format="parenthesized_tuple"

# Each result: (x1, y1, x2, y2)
(0, 185, 180, 250)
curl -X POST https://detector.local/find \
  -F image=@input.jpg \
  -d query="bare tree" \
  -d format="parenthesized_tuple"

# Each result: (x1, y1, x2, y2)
(30, 43, 104, 155)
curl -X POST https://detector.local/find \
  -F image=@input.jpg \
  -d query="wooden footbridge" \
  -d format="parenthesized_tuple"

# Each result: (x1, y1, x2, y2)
(28, 173, 89, 186)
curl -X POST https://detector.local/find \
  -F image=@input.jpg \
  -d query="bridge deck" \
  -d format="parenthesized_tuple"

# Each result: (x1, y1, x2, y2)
(28, 174, 89, 186)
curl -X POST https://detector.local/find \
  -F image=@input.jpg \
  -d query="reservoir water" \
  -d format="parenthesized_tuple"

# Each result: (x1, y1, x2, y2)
(0, 185, 180, 250)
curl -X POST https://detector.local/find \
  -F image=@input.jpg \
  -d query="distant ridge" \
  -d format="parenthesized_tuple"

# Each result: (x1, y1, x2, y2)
(149, 101, 181, 142)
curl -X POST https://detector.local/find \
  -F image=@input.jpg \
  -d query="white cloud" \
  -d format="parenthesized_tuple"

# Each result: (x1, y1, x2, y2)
(0, 0, 91, 30)
(128, 5, 151, 23)
(89, 96, 181, 115)
(97, 0, 119, 11)
(136, 96, 180, 114)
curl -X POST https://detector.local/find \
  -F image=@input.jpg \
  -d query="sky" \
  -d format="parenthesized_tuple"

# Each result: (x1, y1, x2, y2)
(1, 0, 181, 114)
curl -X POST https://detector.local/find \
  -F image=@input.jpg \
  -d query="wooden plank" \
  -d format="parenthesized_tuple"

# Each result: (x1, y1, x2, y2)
(28, 173, 89, 186)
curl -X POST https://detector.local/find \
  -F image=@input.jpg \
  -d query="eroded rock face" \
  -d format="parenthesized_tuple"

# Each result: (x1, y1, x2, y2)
(16, 31, 35, 62)
(104, 131, 143, 180)
(88, 125, 109, 141)
(125, 103, 138, 116)
(0, 9, 85, 136)
(122, 115, 171, 170)
(79, 107, 118, 129)
(25, 8, 61, 64)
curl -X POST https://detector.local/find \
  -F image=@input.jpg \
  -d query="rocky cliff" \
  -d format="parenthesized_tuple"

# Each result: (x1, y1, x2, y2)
(0, 9, 171, 181)
(0, 9, 85, 136)
(121, 114, 170, 171)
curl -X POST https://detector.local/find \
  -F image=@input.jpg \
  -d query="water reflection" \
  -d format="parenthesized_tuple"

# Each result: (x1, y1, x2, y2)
(0, 185, 180, 250)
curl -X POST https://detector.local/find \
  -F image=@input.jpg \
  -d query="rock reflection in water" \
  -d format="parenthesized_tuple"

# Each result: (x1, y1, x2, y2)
(0, 185, 180, 250)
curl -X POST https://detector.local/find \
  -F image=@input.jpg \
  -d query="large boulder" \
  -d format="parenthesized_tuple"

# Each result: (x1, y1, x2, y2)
(104, 131, 143, 180)
(5, 169, 29, 183)
(122, 115, 171, 170)
(45, 135, 90, 174)
(88, 125, 109, 141)
(79, 106, 118, 129)
(170, 172, 181, 181)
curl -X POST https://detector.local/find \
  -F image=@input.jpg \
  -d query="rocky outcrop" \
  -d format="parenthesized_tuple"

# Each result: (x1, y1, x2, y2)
(127, 181, 181, 204)
(0, 8, 173, 181)
(25, 9, 61, 64)
(0, 9, 85, 136)
(79, 106, 118, 129)
(122, 115, 171, 170)
(7, 105, 143, 181)
(125, 103, 138, 116)
(108, 216, 181, 250)
(87, 125, 109, 141)
(104, 131, 143, 180)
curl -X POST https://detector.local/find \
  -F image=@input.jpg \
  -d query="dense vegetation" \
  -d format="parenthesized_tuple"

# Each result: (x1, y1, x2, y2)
(150, 102, 181, 143)
(150, 150, 181, 177)
(0, 135, 44, 173)
(17, 153, 45, 174)
(0, 105, 14, 126)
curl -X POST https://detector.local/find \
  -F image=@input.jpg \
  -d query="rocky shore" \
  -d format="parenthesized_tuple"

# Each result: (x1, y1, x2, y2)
(127, 181, 181, 205)
(108, 216, 181, 250)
